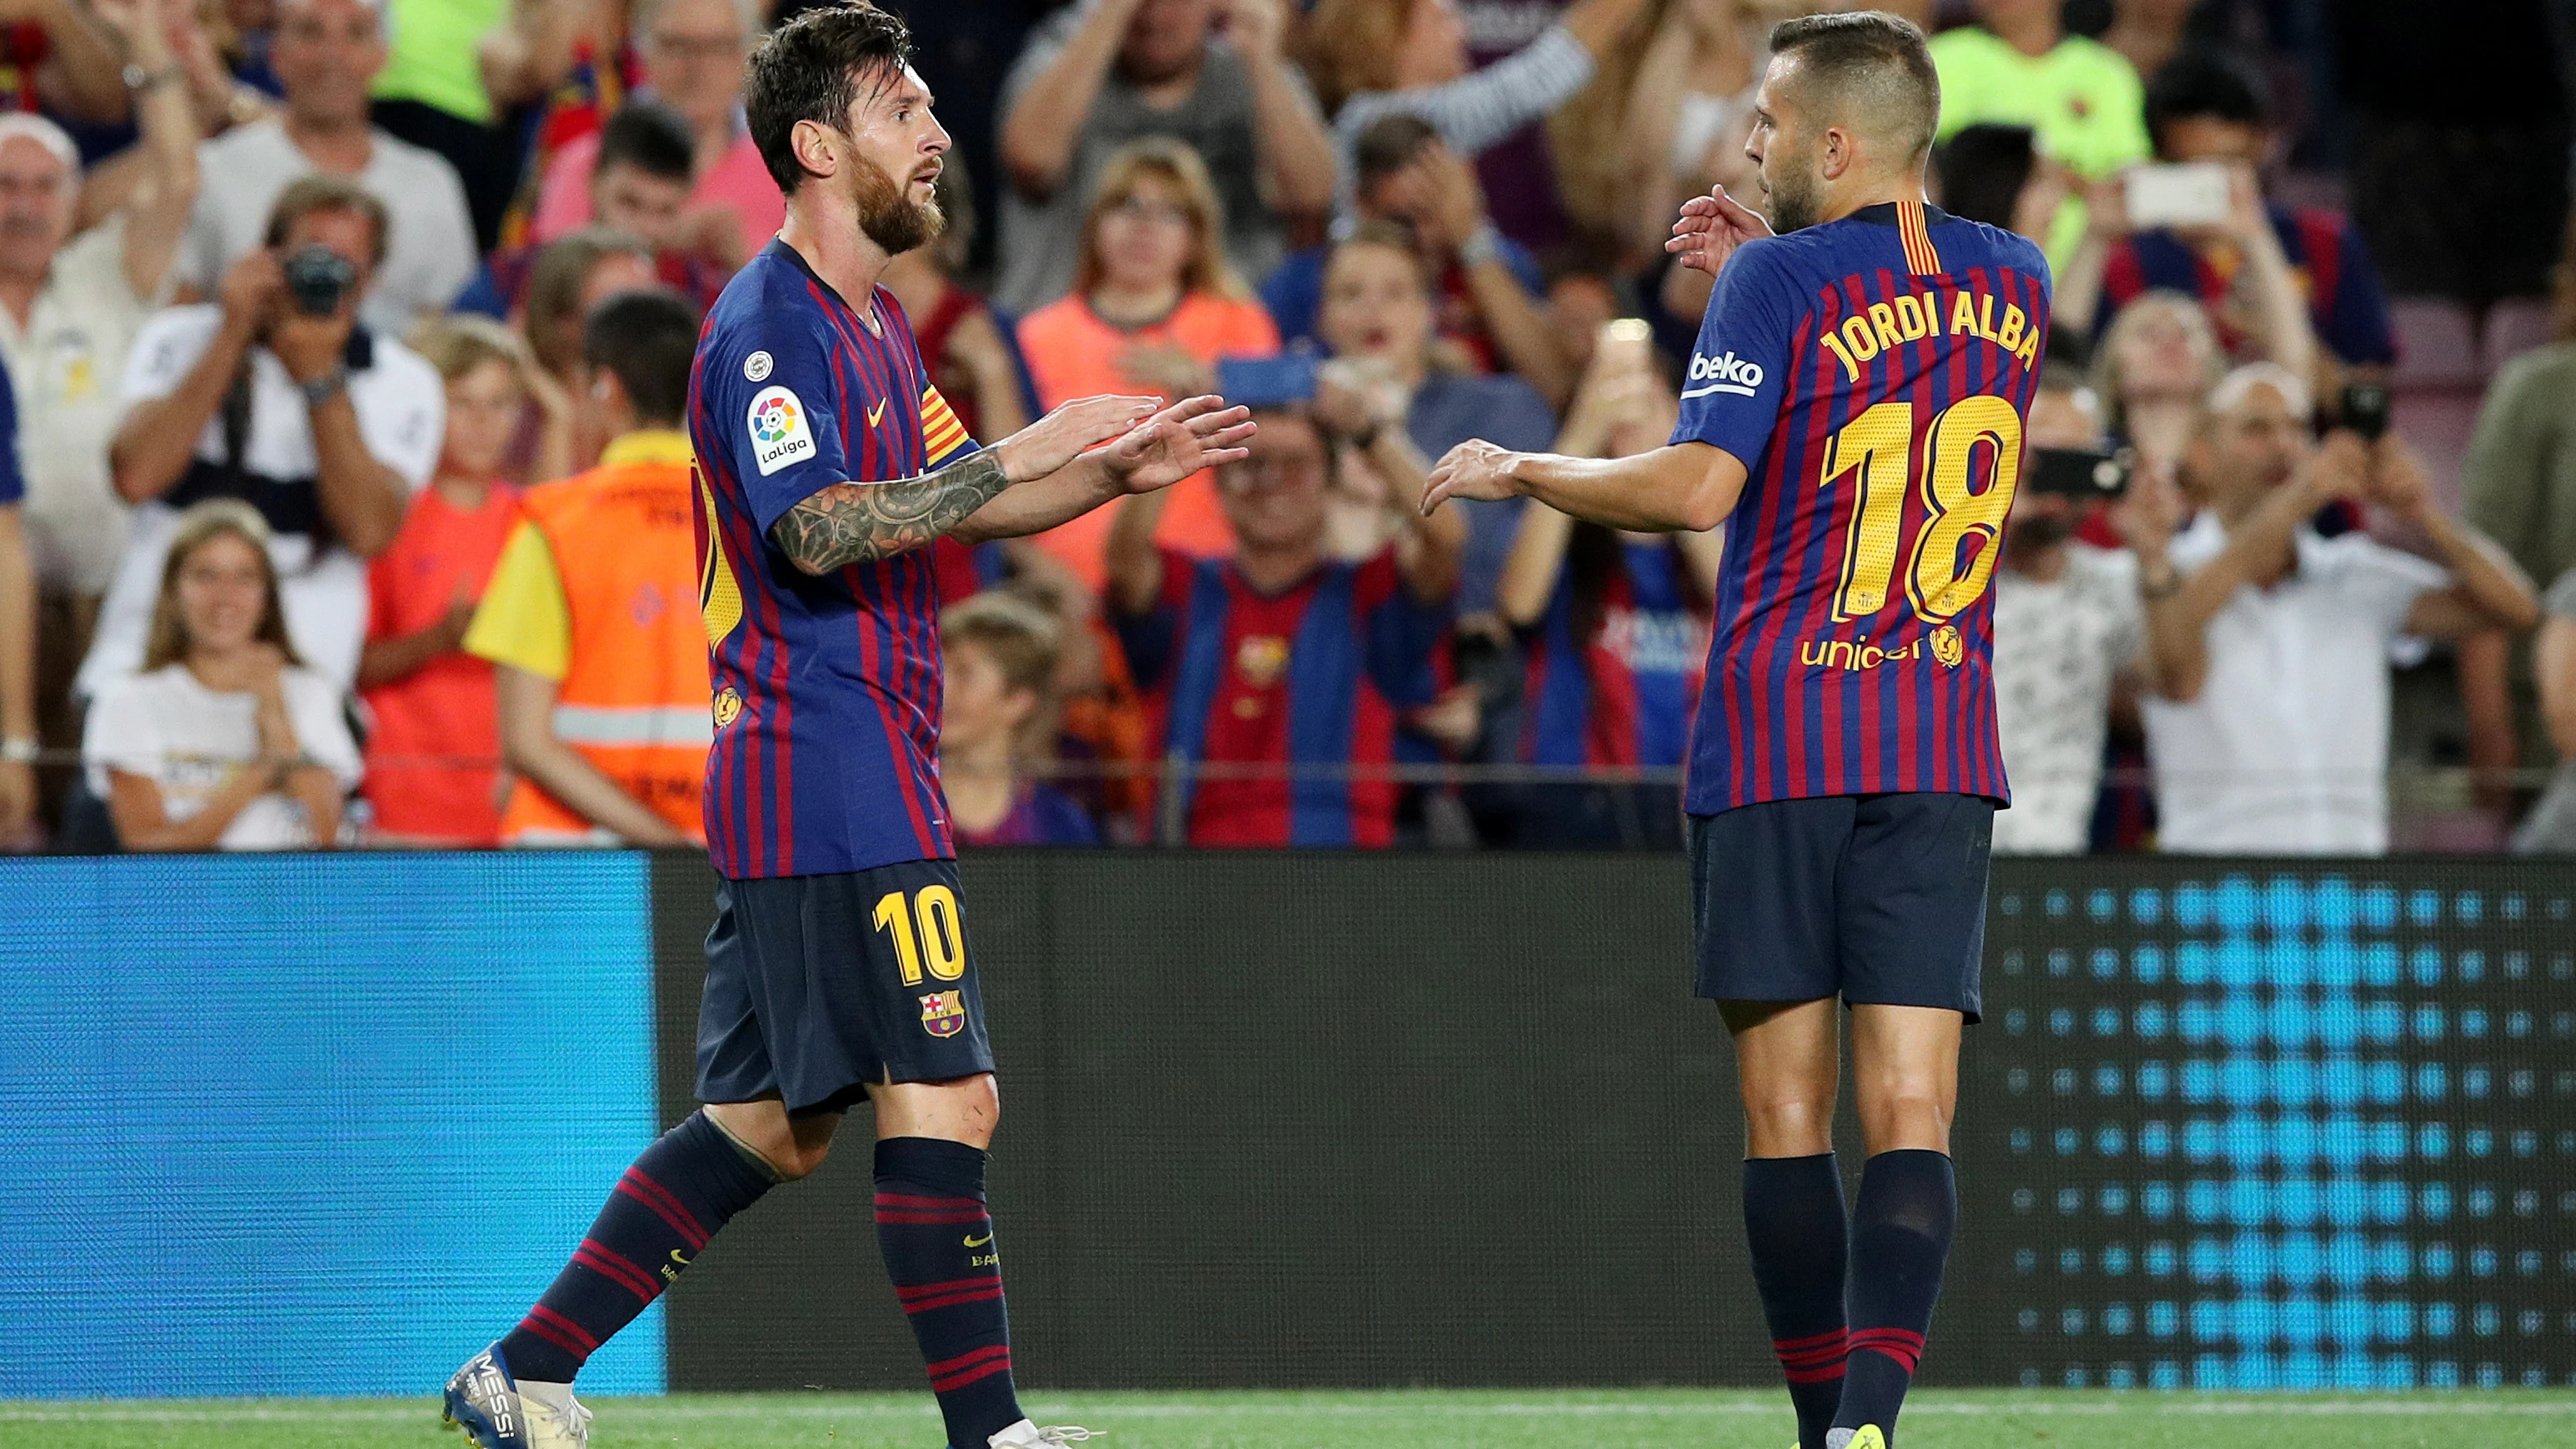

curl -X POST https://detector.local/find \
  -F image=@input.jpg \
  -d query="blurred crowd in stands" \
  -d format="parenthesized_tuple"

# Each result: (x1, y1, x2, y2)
(7, 0, 2576, 856)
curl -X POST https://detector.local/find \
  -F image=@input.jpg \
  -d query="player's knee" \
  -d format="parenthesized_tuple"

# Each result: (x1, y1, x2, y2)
(1857, 1081, 1954, 1152)
(769, 1139, 832, 1181)
(1740, 1092, 1835, 1156)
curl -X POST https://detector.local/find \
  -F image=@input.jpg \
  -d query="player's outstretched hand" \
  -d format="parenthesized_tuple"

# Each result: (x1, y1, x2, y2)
(1666, 183, 1773, 276)
(1102, 394, 1258, 494)
(996, 393, 1160, 482)
(1420, 438, 1523, 515)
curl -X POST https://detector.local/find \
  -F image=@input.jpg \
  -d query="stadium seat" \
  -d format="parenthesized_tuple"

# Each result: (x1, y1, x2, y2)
(2479, 296, 2557, 375)
(2389, 298, 2482, 390)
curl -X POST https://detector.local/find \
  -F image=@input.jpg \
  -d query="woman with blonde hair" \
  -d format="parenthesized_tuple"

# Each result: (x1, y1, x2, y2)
(2091, 288, 2228, 497)
(82, 500, 360, 850)
(1016, 137, 1279, 587)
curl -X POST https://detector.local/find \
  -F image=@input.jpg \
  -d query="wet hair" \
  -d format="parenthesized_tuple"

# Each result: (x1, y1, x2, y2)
(745, 2, 915, 196)
(1766, 10, 1942, 164)
(582, 287, 703, 427)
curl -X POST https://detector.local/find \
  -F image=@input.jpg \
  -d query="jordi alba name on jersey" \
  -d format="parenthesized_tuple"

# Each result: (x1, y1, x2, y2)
(690, 238, 980, 879)
(1670, 201, 2050, 816)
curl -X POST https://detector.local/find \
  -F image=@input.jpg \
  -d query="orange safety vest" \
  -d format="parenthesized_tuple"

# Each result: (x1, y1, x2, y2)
(498, 432, 711, 845)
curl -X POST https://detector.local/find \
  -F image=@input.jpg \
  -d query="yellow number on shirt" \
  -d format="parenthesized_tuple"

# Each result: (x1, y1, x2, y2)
(1820, 395, 2023, 624)
(873, 886, 968, 985)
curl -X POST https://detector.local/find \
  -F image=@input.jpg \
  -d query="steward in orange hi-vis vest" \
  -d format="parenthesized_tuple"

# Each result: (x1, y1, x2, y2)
(484, 430, 712, 844)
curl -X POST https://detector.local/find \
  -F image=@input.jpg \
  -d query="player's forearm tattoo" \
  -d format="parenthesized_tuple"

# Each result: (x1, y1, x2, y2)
(769, 452, 1012, 572)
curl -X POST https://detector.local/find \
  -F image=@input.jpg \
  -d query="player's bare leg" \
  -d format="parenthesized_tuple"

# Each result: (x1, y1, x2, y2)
(1830, 1004, 1966, 1448)
(1723, 997, 1850, 1449)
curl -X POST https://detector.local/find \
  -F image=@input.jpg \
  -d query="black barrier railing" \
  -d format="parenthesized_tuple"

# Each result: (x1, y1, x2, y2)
(641, 851, 2576, 1392)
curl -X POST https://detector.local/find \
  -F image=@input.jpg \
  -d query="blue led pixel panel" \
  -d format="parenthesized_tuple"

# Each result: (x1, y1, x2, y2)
(0, 854, 662, 1397)
(1964, 864, 2576, 1392)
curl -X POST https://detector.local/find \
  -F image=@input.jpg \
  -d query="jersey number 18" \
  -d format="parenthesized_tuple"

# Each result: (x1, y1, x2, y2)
(1820, 394, 2024, 625)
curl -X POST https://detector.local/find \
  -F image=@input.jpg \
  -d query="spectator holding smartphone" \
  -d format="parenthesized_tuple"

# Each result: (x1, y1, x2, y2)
(2134, 365, 2539, 854)
(356, 316, 533, 845)
(83, 499, 360, 850)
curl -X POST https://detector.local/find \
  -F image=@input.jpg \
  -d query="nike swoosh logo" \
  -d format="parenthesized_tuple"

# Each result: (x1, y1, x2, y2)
(963, 1232, 992, 1247)
(867, 398, 889, 427)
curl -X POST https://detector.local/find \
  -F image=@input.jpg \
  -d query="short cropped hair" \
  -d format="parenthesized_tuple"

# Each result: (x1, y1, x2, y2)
(582, 287, 702, 427)
(2144, 47, 2270, 145)
(745, 3, 915, 197)
(264, 174, 389, 267)
(1768, 10, 1942, 164)
(595, 99, 697, 185)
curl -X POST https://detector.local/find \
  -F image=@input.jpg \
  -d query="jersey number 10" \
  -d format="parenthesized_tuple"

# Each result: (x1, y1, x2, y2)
(1820, 394, 2024, 624)
(874, 885, 967, 985)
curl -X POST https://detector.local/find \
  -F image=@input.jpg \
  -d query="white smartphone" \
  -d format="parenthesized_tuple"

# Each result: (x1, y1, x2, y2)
(2124, 162, 2231, 228)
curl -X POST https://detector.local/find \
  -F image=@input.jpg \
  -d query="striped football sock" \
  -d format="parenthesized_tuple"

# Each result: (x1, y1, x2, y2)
(1835, 1150, 1957, 1442)
(1743, 1152, 1850, 1449)
(876, 1137, 1024, 1449)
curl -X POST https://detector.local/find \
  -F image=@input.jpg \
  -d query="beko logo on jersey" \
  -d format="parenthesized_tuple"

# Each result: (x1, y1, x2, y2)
(1682, 351, 1765, 398)
(747, 385, 816, 475)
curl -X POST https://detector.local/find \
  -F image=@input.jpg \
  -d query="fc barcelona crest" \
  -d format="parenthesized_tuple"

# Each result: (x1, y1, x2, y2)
(919, 990, 966, 1037)
(1235, 635, 1290, 688)
(1929, 624, 1964, 669)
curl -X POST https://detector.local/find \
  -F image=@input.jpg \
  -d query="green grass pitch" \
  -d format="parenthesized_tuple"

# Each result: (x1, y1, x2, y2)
(7, 1389, 2576, 1449)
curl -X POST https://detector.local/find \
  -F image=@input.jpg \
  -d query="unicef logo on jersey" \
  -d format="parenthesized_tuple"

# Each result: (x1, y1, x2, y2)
(1682, 350, 1765, 399)
(746, 384, 817, 477)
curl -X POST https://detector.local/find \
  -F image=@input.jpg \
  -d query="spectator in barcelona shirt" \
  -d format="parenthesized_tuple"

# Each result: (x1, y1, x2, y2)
(460, 99, 731, 320)
(1490, 325, 1720, 849)
(172, 0, 480, 336)
(530, 0, 786, 266)
(82, 498, 361, 850)
(1264, 113, 1571, 406)
(1108, 402, 1464, 847)
(1314, 221, 1555, 612)
(2061, 47, 2387, 395)
(1016, 137, 1280, 588)
(995, 0, 1336, 317)
(2134, 365, 2539, 854)
(941, 589, 1101, 847)
(356, 315, 534, 845)
(82, 176, 443, 701)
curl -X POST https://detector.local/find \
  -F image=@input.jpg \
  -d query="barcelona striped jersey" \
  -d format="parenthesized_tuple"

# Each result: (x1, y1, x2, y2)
(689, 238, 980, 878)
(1520, 539, 1710, 770)
(1670, 201, 2050, 816)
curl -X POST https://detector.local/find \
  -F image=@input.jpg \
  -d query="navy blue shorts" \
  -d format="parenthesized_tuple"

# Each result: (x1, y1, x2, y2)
(1686, 793, 1993, 1022)
(695, 860, 996, 1116)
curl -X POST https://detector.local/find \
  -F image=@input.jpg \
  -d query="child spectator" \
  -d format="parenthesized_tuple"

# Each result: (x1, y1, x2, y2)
(1491, 325, 1717, 848)
(1016, 137, 1278, 588)
(356, 316, 532, 846)
(83, 498, 360, 850)
(461, 100, 731, 320)
(941, 591, 1100, 847)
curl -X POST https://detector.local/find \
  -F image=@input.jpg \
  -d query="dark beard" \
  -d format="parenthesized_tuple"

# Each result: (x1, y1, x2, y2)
(855, 155, 943, 256)
(1765, 164, 1821, 234)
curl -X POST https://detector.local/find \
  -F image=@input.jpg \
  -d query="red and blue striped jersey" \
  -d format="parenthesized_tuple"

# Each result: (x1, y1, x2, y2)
(690, 239, 981, 878)
(1520, 541, 1708, 769)
(1116, 547, 1450, 847)
(1670, 201, 2050, 816)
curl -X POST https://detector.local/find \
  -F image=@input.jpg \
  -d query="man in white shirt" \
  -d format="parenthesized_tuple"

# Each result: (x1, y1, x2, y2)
(77, 177, 442, 698)
(1990, 367, 2149, 853)
(172, 0, 476, 334)
(2135, 364, 2540, 853)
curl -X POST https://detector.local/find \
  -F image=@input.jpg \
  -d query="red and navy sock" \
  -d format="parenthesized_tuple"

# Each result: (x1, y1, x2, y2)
(876, 1137, 1023, 1449)
(497, 1111, 778, 1382)
(1834, 1149, 1957, 1442)
(1743, 1153, 1850, 1449)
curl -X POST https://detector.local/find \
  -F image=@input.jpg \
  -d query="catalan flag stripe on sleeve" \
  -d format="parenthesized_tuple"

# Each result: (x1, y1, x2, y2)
(922, 385, 972, 466)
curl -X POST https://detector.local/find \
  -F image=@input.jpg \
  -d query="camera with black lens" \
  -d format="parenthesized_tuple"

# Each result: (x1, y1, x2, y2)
(280, 243, 357, 317)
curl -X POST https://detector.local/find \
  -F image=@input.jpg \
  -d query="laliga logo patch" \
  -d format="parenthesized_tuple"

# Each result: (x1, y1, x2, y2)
(712, 686, 744, 730)
(747, 385, 816, 476)
(1682, 350, 1765, 398)
(1930, 623, 1964, 668)
(743, 350, 773, 382)
(919, 990, 966, 1038)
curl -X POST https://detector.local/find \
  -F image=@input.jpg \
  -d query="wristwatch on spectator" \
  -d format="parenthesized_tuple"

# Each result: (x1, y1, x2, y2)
(0, 737, 37, 766)
(122, 61, 182, 93)
(298, 366, 350, 408)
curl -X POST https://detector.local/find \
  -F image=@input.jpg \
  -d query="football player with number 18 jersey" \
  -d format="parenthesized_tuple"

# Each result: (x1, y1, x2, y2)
(1423, 14, 2046, 1449)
